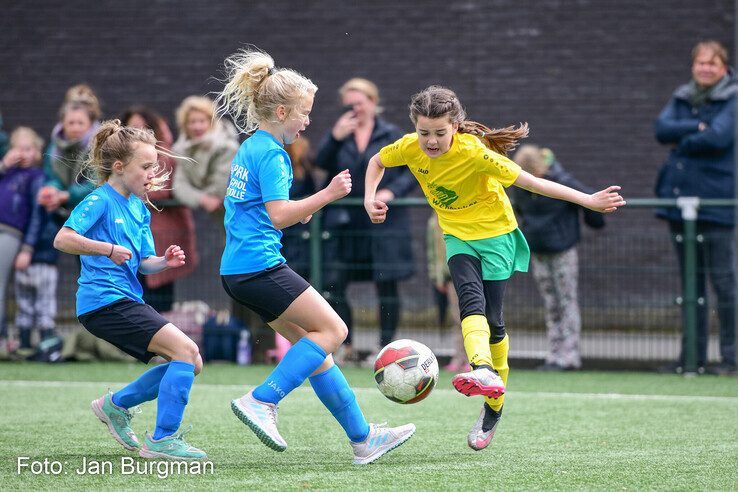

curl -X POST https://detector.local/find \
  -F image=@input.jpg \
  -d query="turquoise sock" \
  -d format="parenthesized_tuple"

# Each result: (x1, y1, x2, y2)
(153, 361, 195, 440)
(112, 363, 170, 409)
(252, 337, 327, 404)
(309, 365, 370, 442)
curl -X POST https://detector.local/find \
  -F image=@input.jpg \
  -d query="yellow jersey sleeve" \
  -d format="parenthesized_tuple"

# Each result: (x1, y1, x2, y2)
(379, 134, 414, 168)
(477, 146, 522, 187)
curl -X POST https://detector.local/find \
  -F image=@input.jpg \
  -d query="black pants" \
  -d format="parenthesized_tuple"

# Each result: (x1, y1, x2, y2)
(326, 279, 400, 347)
(139, 273, 175, 314)
(670, 222, 736, 366)
(447, 254, 507, 344)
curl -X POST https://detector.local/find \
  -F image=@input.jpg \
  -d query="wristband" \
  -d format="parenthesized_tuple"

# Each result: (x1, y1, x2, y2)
(108, 243, 115, 258)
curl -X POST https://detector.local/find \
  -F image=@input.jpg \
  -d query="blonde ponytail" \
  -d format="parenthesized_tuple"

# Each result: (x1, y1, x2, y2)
(215, 46, 317, 134)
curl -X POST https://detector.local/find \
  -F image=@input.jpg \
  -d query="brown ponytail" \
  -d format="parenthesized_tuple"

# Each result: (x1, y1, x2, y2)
(458, 120, 529, 156)
(409, 86, 529, 156)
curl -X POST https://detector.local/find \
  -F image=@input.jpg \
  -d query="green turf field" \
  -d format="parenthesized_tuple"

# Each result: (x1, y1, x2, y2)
(1, 362, 736, 491)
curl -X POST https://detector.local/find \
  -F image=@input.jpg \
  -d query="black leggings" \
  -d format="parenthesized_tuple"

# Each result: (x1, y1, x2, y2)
(448, 254, 507, 344)
(327, 280, 400, 347)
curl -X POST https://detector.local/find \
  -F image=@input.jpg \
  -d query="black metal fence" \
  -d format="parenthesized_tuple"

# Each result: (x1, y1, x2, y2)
(6, 198, 736, 370)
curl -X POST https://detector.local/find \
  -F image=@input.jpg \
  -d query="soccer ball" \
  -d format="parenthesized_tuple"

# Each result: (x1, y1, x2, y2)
(373, 339, 439, 404)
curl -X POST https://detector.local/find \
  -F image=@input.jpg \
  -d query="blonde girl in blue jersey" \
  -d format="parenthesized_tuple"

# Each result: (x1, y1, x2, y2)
(215, 47, 414, 465)
(364, 86, 625, 450)
(54, 121, 206, 460)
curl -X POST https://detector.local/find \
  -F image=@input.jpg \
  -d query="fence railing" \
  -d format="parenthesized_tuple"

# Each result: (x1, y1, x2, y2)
(10, 196, 736, 370)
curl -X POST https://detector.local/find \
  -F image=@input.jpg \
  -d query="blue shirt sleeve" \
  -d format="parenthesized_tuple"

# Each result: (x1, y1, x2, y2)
(63, 192, 107, 235)
(140, 206, 156, 258)
(259, 149, 292, 203)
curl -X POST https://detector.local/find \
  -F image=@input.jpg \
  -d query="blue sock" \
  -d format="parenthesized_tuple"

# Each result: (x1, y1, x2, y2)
(252, 337, 327, 405)
(112, 363, 170, 409)
(153, 361, 195, 440)
(309, 365, 370, 442)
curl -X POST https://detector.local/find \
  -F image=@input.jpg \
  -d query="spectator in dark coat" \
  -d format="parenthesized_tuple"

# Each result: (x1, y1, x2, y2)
(654, 40, 737, 375)
(315, 78, 417, 361)
(281, 137, 317, 280)
(511, 145, 604, 371)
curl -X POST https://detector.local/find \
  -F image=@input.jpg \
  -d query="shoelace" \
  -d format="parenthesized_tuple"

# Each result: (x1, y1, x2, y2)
(170, 424, 193, 445)
(266, 404, 279, 427)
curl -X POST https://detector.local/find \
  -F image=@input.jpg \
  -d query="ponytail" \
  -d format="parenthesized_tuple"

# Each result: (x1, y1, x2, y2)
(458, 121, 529, 156)
(215, 46, 317, 134)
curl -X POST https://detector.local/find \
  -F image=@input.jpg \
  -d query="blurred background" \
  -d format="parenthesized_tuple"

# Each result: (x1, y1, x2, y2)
(0, 0, 734, 369)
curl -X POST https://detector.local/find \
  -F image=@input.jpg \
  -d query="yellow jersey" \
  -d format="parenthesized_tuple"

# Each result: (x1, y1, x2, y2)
(379, 132, 521, 241)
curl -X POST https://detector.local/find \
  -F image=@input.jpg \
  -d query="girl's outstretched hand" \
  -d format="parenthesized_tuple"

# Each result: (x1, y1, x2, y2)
(164, 244, 186, 268)
(365, 199, 388, 224)
(588, 186, 626, 213)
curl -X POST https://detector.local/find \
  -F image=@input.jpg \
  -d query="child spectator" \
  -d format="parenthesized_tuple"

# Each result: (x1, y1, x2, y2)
(0, 127, 46, 347)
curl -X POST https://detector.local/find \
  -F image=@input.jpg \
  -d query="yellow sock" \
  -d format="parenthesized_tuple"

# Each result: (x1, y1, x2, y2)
(461, 315, 493, 368)
(486, 335, 509, 411)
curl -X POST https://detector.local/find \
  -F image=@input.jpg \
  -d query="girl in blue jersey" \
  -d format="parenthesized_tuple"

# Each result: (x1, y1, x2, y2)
(53, 121, 206, 460)
(216, 47, 415, 465)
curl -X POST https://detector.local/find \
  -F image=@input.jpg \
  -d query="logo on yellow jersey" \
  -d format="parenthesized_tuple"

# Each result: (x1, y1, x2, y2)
(428, 182, 458, 208)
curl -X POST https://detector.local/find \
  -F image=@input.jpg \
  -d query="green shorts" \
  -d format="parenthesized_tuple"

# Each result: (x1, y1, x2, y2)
(444, 229, 530, 281)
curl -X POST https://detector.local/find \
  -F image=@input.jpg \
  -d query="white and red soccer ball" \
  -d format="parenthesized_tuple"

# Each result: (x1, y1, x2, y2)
(373, 339, 439, 404)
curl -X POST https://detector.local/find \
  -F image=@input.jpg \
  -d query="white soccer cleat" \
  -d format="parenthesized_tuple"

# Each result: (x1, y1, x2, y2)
(467, 404, 502, 451)
(452, 367, 505, 399)
(351, 422, 416, 465)
(231, 390, 287, 452)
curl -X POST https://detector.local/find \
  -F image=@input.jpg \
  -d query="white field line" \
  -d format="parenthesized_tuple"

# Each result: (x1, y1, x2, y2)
(1, 379, 736, 404)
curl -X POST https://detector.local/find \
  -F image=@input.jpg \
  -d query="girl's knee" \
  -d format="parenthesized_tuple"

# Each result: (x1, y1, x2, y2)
(194, 354, 203, 375)
(332, 320, 348, 344)
(173, 339, 200, 366)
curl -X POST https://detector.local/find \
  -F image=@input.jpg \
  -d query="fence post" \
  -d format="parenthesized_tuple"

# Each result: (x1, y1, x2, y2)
(677, 197, 700, 374)
(309, 210, 323, 292)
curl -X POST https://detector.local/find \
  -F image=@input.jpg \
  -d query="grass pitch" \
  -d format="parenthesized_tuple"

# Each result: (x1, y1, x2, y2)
(0, 362, 736, 490)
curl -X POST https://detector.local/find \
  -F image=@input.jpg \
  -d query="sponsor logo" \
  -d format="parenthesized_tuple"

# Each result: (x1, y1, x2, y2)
(267, 380, 286, 398)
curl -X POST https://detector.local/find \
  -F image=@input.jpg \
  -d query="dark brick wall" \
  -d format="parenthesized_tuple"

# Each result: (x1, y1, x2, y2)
(1, 0, 732, 198)
(1, 1, 734, 331)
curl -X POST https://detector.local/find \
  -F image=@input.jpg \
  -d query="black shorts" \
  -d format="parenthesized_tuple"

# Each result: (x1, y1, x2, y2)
(222, 263, 311, 322)
(78, 298, 169, 363)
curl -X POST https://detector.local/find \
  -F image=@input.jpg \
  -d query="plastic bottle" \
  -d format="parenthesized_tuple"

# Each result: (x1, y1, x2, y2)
(237, 330, 251, 365)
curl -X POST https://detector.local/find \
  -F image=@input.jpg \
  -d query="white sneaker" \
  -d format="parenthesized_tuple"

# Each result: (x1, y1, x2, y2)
(231, 390, 287, 451)
(351, 422, 416, 465)
(451, 367, 505, 399)
(467, 404, 502, 451)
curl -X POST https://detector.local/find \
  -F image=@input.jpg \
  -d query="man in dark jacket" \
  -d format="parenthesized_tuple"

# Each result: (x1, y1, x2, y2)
(654, 40, 737, 375)
(511, 145, 605, 371)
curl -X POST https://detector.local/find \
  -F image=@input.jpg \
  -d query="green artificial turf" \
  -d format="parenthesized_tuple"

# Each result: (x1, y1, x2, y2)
(0, 362, 736, 490)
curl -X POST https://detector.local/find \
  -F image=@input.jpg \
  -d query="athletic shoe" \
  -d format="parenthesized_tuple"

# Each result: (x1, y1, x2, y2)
(90, 392, 140, 451)
(467, 404, 502, 451)
(705, 362, 738, 376)
(139, 428, 207, 460)
(451, 367, 505, 399)
(351, 422, 416, 465)
(231, 390, 287, 451)
(657, 362, 706, 375)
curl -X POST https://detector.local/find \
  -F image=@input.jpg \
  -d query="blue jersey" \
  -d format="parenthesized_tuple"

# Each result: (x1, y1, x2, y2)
(220, 130, 292, 275)
(64, 183, 156, 315)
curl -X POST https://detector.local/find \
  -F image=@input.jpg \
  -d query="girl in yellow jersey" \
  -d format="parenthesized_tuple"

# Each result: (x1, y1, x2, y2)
(364, 86, 625, 451)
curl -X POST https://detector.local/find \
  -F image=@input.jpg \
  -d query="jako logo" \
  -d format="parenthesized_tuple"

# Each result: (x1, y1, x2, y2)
(268, 380, 286, 397)
(115, 218, 124, 224)
(417, 168, 429, 175)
